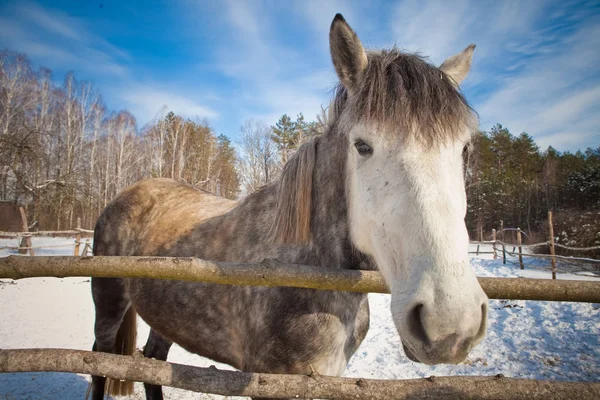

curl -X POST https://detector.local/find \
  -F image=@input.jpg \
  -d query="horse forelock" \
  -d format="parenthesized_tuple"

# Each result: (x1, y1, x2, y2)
(327, 48, 478, 145)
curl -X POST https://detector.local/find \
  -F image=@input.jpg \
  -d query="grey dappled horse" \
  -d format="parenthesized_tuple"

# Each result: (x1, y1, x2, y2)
(90, 14, 488, 400)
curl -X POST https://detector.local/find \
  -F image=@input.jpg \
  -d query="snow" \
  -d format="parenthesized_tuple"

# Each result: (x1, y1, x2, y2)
(1, 238, 599, 399)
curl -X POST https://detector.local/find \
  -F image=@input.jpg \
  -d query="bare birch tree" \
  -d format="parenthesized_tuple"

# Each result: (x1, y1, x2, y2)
(238, 118, 278, 195)
(0, 51, 240, 229)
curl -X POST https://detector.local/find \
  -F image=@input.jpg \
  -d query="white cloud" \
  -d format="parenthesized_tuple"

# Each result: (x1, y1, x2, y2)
(16, 0, 131, 60)
(195, 0, 599, 151)
(385, 0, 598, 151)
(207, 0, 340, 125)
(0, 1, 130, 79)
(297, 0, 360, 40)
(0, 1, 217, 128)
(391, 0, 475, 63)
(120, 86, 219, 125)
(3, 0, 597, 151)
(534, 87, 600, 133)
(24, 1, 82, 41)
(536, 128, 600, 153)
(477, 20, 600, 151)
(390, 0, 550, 69)
(215, 0, 282, 80)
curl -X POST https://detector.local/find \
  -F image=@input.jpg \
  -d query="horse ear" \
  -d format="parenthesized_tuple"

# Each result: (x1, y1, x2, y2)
(270, 137, 318, 244)
(440, 44, 476, 87)
(330, 14, 368, 92)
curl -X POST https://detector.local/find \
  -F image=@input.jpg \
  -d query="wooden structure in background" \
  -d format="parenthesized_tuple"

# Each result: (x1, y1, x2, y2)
(548, 211, 557, 280)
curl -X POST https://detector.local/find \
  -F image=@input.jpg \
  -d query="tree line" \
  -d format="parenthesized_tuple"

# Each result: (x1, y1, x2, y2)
(465, 124, 599, 239)
(1, 50, 598, 237)
(0, 51, 238, 230)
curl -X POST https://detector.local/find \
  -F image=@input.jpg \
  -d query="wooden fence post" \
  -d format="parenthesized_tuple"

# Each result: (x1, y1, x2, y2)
(548, 211, 557, 280)
(18, 207, 34, 256)
(502, 243, 506, 264)
(74, 217, 81, 257)
(517, 228, 524, 270)
(492, 229, 497, 259)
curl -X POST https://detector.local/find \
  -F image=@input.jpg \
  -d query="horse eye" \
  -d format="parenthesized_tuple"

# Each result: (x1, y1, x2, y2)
(354, 139, 373, 156)
(462, 142, 472, 157)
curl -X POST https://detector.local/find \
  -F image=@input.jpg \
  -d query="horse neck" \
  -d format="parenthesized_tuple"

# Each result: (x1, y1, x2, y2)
(310, 133, 366, 270)
(215, 132, 365, 270)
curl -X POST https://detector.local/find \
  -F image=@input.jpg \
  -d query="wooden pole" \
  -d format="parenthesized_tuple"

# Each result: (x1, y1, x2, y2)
(1, 256, 600, 303)
(548, 211, 557, 280)
(499, 220, 504, 242)
(18, 207, 34, 256)
(2, 349, 599, 400)
(502, 243, 506, 265)
(18, 208, 27, 255)
(492, 229, 497, 259)
(476, 244, 480, 255)
(517, 228, 524, 269)
(83, 239, 91, 256)
(73, 217, 81, 257)
(479, 225, 483, 242)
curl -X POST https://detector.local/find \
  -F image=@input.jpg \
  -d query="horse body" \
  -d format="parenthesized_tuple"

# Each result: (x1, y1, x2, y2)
(99, 178, 367, 372)
(91, 13, 489, 400)
(92, 146, 369, 398)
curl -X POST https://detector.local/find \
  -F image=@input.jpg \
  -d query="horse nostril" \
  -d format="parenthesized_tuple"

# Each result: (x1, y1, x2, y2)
(407, 303, 430, 346)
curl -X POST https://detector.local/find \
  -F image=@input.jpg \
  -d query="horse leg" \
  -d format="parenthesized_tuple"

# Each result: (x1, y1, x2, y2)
(142, 328, 173, 400)
(90, 277, 136, 400)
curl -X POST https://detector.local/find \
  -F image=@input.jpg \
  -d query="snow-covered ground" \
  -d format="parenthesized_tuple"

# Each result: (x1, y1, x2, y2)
(1, 238, 599, 399)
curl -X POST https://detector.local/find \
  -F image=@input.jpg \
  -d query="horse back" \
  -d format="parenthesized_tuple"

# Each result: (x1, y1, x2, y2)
(93, 178, 236, 256)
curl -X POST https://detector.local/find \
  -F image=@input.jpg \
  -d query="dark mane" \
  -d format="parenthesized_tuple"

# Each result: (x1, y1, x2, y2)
(329, 48, 477, 144)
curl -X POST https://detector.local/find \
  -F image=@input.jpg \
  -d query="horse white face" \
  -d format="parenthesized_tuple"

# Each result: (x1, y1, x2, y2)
(330, 14, 488, 365)
(346, 125, 487, 364)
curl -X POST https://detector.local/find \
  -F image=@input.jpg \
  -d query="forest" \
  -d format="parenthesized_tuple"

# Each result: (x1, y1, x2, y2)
(465, 126, 599, 242)
(1, 50, 598, 244)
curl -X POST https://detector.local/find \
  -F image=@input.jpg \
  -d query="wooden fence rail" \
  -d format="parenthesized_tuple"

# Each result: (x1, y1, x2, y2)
(0, 349, 598, 400)
(469, 239, 600, 267)
(498, 246, 600, 264)
(472, 214, 600, 280)
(1, 256, 599, 303)
(0, 228, 94, 238)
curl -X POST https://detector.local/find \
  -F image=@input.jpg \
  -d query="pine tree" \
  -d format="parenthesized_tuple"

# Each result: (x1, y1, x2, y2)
(214, 134, 239, 199)
(271, 114, 297, 165)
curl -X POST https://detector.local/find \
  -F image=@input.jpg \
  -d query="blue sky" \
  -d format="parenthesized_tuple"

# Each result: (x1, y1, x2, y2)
(0, 0, 598, 152)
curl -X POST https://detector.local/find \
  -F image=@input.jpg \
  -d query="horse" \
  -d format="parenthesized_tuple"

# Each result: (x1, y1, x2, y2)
(90, 13, 488, 400)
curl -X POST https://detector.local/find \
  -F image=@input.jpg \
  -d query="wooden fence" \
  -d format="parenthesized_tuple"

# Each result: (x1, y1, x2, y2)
(0, 215, 94, 256)
(0, 255, 599, 399)
(469, 212, 600, 279)
(1, 348, 598, 399)
(1, 256, 599, 302)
